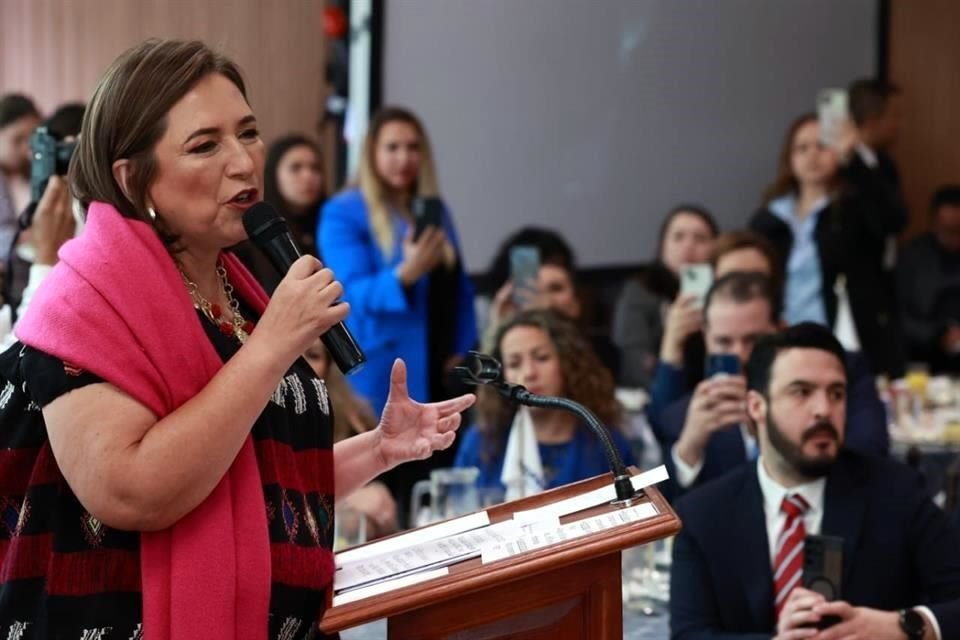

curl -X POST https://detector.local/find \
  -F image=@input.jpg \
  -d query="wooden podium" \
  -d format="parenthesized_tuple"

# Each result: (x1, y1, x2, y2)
(320, 469, 681, 639)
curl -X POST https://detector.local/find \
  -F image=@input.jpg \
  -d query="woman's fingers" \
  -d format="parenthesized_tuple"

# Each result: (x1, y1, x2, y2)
(435, 412, 463, 434)
(431, 393, 476, 417)
(428, 431, 456, 452)
(285, 254, 323, 279)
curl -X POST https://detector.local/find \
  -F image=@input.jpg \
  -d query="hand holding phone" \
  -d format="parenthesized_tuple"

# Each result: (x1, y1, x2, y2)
(817, 89, 850, 150)
(802, 535, 844, 630)
(704, 353, 740, 379)
(412, 197, 445, 241)
(678, 374, 748, 464)
(660, 295, 703, 365)
(398, 202, 447, 285)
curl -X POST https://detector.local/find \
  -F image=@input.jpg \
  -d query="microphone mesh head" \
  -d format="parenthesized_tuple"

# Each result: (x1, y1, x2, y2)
(242, 201, 288, 245)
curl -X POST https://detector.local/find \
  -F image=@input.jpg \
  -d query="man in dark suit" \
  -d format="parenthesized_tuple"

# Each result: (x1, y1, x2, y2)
(660, 273, 887, 497)
(670, 323, 960, 640)
(847, 77, 909, 376)
(847, 78, 904, 199)
(897, 186, 960, 374)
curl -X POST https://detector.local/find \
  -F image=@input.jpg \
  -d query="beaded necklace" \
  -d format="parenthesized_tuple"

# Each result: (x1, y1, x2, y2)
(179, 260, 254, 343)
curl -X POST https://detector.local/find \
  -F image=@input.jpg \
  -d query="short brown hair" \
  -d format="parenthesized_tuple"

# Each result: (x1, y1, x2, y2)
(704, 271, 781, 326)
(711, 230, 783, 292)
(69, 39, 247, 242)
(847, 79, 900, 127)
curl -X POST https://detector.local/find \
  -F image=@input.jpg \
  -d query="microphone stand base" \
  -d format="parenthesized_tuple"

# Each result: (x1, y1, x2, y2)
(609, 474, 642, 507)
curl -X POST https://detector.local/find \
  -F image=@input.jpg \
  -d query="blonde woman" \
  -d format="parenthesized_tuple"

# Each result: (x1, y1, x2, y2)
(319, 107, 477, 522)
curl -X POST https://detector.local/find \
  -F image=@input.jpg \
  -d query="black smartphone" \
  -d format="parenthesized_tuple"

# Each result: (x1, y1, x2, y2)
(803, 534, 844, 629)
(704, 353, 740, 378)
(412, 196, 444, 241)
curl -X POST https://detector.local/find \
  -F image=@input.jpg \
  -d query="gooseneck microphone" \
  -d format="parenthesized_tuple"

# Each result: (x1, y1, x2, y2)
(242, 201, 366, 375)
(456, 351, 639, 503)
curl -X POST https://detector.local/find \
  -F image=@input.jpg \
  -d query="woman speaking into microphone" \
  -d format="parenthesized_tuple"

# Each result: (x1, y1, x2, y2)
(0, 39, 474, 639)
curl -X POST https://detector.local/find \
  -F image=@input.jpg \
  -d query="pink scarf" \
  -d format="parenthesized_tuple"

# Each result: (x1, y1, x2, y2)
(17, 202, 271, 639)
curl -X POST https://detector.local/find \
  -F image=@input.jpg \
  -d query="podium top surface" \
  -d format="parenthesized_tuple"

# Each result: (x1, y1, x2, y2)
(321, 469, 681, 633)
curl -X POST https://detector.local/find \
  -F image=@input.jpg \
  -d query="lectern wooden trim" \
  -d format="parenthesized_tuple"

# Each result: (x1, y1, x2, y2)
(321, 468, 681, 639)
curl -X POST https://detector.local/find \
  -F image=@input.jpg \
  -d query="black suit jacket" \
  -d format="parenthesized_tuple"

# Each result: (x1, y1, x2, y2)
(750, 154, 908, 378)
(669, 452, 960, 639)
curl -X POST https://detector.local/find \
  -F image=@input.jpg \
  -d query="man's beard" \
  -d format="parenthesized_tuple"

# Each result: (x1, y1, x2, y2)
(766, 410, 841, 479)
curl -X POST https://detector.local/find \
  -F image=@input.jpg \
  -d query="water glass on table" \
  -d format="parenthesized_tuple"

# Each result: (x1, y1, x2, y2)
(622, 538, 672, 616)
(334, 505, 368, 552)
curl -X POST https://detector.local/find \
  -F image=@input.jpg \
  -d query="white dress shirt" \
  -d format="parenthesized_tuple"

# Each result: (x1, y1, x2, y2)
(754, 458, 942, 639)
(756, 456, 826, 562)
(671, 425, 757, 489)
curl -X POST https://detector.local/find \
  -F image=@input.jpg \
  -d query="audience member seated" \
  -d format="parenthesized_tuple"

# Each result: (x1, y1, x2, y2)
(750, 113, 907, 378)
(320, 106, 477, 524)
(647, 230, 779, 425)
(475, 226, 576, 335)
(613, 204, 718, 388)
(670, 323, 960, 640)
(0, 94, 41, 270)
(454, 309, 635, 499)
(898, 186, 960, 374)
(483, 230, 620, 378)
(658, 273, 887, 497)
(303, 339, 397, 539)
(712, 230, 784, 293)
(235, 134, 326, 292)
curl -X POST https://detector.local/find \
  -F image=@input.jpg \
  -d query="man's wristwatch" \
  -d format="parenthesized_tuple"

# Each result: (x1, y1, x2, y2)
(899, 608, 926, 640)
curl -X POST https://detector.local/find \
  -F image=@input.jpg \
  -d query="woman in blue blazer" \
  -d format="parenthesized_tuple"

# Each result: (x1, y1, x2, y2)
(320, 107, 477, 416)
(320, 108, 477, 524)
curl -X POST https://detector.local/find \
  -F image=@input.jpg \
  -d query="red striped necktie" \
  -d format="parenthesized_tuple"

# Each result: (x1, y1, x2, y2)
(773, 493, 810, 619)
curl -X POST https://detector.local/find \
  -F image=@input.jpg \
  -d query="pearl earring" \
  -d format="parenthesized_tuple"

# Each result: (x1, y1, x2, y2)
(147, 207, 157, 221)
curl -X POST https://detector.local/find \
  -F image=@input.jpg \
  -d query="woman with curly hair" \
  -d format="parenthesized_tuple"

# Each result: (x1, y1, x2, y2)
(454, 309, 635, 499)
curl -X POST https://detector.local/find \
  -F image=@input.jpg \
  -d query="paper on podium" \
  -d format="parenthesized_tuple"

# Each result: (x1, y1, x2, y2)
(482, 502, 659, 563)
(331, 567, 450, 607)
(335, 510, 491, 567)
(334, 516, 557, 594)
(331, 466, 670, 603)
(512, 464, 669, 522)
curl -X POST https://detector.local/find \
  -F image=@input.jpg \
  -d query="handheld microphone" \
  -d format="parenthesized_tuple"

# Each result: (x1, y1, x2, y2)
(242, 202, 366, 375)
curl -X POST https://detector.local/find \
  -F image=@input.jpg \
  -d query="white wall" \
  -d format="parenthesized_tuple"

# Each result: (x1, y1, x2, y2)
(382, 0, 877, 271)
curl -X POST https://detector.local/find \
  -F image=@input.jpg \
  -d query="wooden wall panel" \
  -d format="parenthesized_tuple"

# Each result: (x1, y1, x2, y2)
(0, 0, 329, 163)
(888, 0, 960, 239)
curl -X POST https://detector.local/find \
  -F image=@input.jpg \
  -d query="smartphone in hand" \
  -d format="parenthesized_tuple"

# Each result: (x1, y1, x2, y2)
(704, 353, 740, 379)
(680, 263, 713, 307)
(817, 89, 848, 148)
(803, 534, 844, 629)
(412, 197, 444, 241)
(509, 246, 540, 307)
